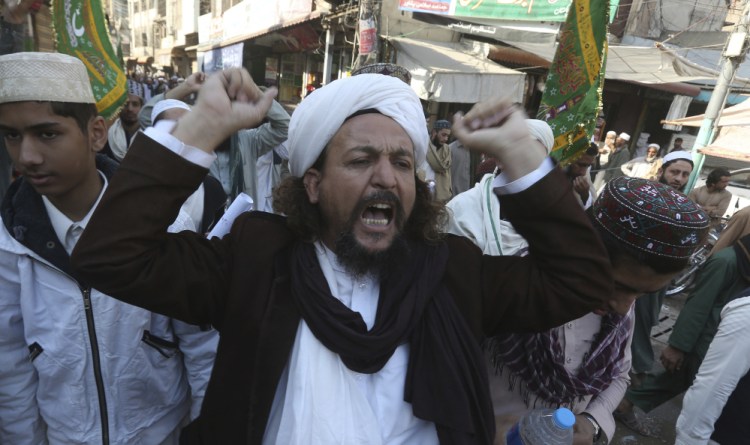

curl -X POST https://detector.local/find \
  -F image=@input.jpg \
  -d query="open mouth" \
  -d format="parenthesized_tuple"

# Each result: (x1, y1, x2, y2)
(361, 202, 394, 226)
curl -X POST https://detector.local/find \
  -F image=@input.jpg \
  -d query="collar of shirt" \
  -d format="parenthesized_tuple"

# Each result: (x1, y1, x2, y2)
(42, 171, 108, 254)
(314, 241, 379, 329)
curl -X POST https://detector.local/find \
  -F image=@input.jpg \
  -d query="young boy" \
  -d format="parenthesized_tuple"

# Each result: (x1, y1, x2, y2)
(0, 52, 217, 444)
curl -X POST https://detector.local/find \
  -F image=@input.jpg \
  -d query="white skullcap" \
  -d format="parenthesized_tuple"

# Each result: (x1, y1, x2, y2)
(151, 99, 191, 124)
(647, 143, 660, 149)
(606, 130, 617, 136)
(287, 74, 427, 177)
(618, 132, 630, 141)
(0, 52, 95, 104)
(663, 151, 693, 165)
(525, 119, 553, 154)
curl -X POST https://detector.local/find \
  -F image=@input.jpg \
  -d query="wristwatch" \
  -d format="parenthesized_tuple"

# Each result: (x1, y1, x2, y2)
(581, 412, 602, 443)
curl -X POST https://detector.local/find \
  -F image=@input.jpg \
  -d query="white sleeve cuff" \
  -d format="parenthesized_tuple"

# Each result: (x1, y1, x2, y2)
(583, 191, 594, 209)
(143, 125, 217, 169)
(491, 158, 555, 195)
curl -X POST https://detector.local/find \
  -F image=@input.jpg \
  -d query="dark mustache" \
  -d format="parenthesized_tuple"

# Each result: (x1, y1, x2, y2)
(346, 191, 405, 227)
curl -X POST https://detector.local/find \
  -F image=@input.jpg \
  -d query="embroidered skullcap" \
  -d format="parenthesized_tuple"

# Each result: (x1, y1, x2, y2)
(0, 52, 95, 104)
(127, 79, 144, 99)
(525, 119, 553, 154)
(434, 119, 451, 130)
(593, 177, 709, 259)
(618, 132, 630, 141)
(351, 63, 412, 85)
(663, 150, 693, 166)
(288, 73, 428, 177)
(151, 99, 191, 124)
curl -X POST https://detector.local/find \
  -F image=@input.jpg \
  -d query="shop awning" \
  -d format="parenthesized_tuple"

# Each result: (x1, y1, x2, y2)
(388, 37, 526, 103)
(500, 41, 708, 96)
(698, 125, 750, 162)
(662, 95, 750, 127)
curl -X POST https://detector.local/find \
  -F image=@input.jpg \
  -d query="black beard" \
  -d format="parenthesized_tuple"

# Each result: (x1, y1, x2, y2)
(333, 191, 408, 278)
(431, 135, 442, 147)
(658, 173, 686, 192)
(334, 230, 410, 279)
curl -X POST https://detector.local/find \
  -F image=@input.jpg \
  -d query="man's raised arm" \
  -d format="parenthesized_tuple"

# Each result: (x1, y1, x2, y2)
(71, 69, 277, 324)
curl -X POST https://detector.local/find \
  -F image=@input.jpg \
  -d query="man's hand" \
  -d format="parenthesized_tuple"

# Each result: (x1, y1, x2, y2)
(573, 414, 595, 445)
(452, 98, 544, 182)
(493, 413, 522, 445)
(184, 71, 206, 93)
(172, 68, 277, 153)
(660, 345, 685, 373)
(573, 176, 591, 196)
(165, 71, 206, 100)
(2, 0, 36, 24)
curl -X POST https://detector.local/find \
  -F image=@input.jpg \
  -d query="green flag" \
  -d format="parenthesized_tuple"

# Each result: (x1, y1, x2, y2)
(537, 0, 609, 163)
(53, 0, 126, 119)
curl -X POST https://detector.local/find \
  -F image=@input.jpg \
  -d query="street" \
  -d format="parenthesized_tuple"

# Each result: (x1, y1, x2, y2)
(612, 291, 688, 445)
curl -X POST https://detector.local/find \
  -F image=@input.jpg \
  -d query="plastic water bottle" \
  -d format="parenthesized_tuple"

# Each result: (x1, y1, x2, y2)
(505, 407, 576, 445)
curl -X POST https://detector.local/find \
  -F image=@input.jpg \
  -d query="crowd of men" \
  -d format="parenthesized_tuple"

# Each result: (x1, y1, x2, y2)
(0, 52, 747, 445)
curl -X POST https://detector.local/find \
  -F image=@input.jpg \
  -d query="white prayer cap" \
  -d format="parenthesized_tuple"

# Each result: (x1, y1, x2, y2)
(525, 119, 553, 154)
(647, 143, 660, 149)
(663, 150, 693, 165)
(0, 52, 95, 105)
(606, 130, 617, 136)
(287, 73, 427, 177)
(151, 99, 191, 124)
(618, 132, 631, 141)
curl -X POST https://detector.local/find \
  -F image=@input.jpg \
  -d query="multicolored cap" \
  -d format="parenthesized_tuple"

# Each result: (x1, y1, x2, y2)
(351, 63, 412, 85)
(594, 177, 709, 259)
(433, 119, 451, 130)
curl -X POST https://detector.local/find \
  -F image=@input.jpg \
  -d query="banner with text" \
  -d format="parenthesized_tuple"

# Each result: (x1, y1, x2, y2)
(537, 0, 609, 163)
(399, 0, 619, 22)
(53, 0, 126, 119)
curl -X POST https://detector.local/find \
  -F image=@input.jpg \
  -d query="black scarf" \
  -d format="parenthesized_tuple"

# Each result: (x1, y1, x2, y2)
(290, 241, 494, 444)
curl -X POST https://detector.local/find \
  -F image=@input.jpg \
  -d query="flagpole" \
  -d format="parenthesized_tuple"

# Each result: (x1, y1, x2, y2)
(685, 0, 750, 192)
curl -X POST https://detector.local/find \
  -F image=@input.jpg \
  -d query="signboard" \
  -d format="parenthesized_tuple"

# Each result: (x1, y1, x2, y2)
(202, 42, 244, 74)
(399, 0, 451, 14)
(455, 0, 571, 21)
(359, 19, 378, 54)
(399, 0, 619, 22)
(222, 0, 312, 41)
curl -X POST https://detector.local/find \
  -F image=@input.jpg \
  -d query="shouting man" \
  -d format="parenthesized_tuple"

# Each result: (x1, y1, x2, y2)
(72, 69, 613, 444)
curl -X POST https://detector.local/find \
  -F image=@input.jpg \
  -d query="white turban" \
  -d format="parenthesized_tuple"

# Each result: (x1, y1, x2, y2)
(525, 119, 554, 154)
(287, 74, 428, 177)
(151, 99, 191, 124)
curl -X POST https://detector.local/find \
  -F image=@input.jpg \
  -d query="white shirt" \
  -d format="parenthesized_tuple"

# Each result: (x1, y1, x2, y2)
(263, 243, 439, 445)
(42, 172, 108, 255)
(675, 296, 750, 445)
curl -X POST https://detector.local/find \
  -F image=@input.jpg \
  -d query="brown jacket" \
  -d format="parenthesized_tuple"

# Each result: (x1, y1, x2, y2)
(72, 134, 613, 444)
